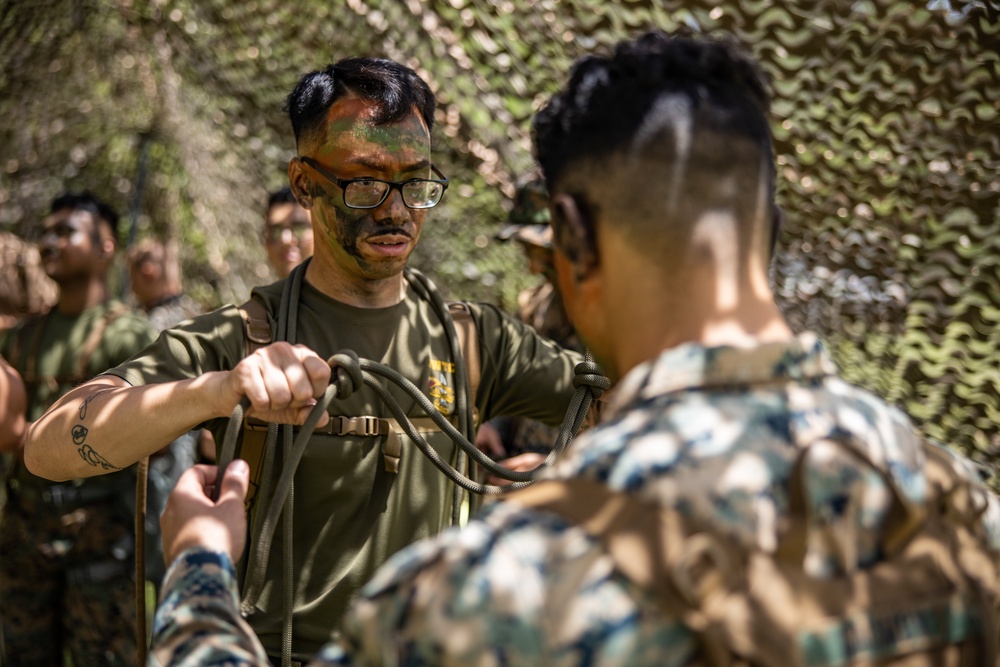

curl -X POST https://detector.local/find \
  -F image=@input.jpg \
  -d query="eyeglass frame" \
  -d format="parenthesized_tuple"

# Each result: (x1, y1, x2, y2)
(297, 156, 449, 210)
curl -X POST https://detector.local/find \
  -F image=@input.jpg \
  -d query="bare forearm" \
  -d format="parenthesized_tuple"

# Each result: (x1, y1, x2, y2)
(0, 359, 26, 451)
(24, 373, 229, 481)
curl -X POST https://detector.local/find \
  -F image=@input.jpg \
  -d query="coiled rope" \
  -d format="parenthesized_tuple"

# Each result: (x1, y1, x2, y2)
(213, 260, 609, 667)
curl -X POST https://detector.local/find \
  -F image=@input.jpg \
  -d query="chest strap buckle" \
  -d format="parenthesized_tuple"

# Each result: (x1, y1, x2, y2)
(332, 415, 383, 437)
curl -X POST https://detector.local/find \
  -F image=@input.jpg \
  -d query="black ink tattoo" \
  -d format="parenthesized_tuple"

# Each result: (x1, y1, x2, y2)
(78, 389, 112, 420)
(71, 425, 89, 445)
(77, 444, 120, 471)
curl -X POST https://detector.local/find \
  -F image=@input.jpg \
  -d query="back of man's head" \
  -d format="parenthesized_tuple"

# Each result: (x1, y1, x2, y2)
(50, 191, 120, 243)
(285, 57, 435, 149)
(533, 31, 775, 266)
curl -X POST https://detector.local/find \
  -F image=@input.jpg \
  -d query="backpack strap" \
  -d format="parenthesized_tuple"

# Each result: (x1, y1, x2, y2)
(14, 303, 130, 396)
(235, 296, 479, 496)
(238, 296, 273, 511)
(240, 296, 273, 354)
(448, 301, 480, 424)
(506, 478, 709, 619)
(72, 302, 130, 383)
(507, 443, 1000, 667)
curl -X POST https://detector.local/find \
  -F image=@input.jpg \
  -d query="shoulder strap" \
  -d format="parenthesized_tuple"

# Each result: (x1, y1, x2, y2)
(72, 302, 130, 382)
(237, 296, 274, 511)
(508, 449, 1000, 667)
(239, 295, 273, 356)
(506, 478, 697, 617)
(447, 301, 480, 420)
(8, 312, 45, 377)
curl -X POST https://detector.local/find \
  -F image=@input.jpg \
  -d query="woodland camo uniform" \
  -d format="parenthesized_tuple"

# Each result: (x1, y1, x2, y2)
(0, 301, 155, 666)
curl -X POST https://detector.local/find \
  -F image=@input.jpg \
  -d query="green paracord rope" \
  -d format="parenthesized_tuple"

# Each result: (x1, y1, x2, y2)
(215, 260, 610, 667)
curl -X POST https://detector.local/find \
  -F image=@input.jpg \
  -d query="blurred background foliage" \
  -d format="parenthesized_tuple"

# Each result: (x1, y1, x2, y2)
(0, 0, 998, 465)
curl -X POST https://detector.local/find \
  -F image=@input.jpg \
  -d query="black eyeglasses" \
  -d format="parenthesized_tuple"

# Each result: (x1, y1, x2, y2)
(299, 157, 449, 210)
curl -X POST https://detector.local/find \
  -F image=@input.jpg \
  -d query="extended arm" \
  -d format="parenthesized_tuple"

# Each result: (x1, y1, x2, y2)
(24, 342, 331, 481)
(151, 461, 275, 666)
(0, 356, 27, 452)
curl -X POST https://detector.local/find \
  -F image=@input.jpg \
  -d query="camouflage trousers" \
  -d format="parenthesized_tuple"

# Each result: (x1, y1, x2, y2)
(0, 492, 137, 666)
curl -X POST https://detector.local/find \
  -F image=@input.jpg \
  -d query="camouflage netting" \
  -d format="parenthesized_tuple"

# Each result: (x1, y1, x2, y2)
(0, 0, 997, 465)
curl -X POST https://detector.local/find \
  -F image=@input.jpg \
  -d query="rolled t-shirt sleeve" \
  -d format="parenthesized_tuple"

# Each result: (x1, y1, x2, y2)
(103, 305, 246, 388)
(470, 302, 583, 427)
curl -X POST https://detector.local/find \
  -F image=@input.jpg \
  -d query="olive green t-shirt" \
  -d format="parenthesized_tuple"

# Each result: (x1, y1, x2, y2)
(0, 300, 157, 497)
(106, 278, 581, 657)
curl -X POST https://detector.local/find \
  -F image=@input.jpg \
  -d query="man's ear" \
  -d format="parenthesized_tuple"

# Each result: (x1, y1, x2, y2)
(287, 159, 314, 210)
(96, 221, 116, 259)
(100, 238, 116, 258)
(550, 193, 599, 282)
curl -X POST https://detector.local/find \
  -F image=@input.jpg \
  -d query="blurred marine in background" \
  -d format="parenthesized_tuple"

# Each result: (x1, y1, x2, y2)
(127, 237, 201, 587)
(128, 237, 201, 330)
(0, 192, 156, 666)
(479, 174, 584, 465)
(264, 186, 314, 278)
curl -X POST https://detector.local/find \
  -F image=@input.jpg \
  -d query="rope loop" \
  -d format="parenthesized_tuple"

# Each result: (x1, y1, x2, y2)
(328, 350, 363, 399)
(572, 360, 611, 398)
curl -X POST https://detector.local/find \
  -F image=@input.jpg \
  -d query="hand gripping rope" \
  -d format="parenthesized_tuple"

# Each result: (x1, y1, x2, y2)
(216, 348, 609, 618)
(208, 260, 609, 667)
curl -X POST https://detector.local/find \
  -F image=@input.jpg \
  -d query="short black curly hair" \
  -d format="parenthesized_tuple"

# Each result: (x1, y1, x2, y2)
(532, 29, 774, 205)
(49, 191, 120, 241)
(267, 186, 298, 211)
(286, 57, 435, 149)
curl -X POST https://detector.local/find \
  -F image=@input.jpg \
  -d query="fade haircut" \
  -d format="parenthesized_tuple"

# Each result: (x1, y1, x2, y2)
(532, 30, 775, 241)
(49, 191, 120, 241)
(285, 57, 435, 148)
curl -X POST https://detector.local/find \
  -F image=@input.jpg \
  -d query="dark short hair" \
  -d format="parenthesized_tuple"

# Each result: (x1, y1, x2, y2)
(532, 30, 773, 194)
(267, 186, 298, 211)
(49, 191, 120, 240)
(285, 57, 435, 148)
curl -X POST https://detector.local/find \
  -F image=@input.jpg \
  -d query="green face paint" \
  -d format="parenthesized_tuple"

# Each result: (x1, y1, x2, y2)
(302, 96, 432, 282)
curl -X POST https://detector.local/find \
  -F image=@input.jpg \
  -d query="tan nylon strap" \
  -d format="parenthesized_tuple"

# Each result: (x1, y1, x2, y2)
(75, 302, 130, 381)
(19, 304, 129, 387)
(505, 479, 708, 618)
(448, 302, 480, 424)
(778, 433, 926, 568)
(380, 417, 444, 473)
(237, 297, 472, 481)
(240, 296, 272, 350)
(236, 296, 274, 511)
(243, 412, 446, 478)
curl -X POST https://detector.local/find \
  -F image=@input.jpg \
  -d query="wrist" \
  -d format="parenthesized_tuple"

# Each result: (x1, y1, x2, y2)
(159, 546, 240, 617)
(196, 371, 243, 420)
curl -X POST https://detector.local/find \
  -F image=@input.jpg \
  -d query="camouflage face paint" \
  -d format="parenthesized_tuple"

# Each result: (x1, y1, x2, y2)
(301, 96, 431, 283)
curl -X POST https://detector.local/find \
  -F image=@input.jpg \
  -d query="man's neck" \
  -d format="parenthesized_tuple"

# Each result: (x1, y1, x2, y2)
(145, 292, 182, 311)
(56, 278, 108, 315)
(602, 247, 794, 380)
(304, 261, 407, 309)
(612, 298, 793, 381)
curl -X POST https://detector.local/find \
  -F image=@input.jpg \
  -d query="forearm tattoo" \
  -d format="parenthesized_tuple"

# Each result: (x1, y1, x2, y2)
(72, 390, 120, 470)
(78, 388, 112, 420)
